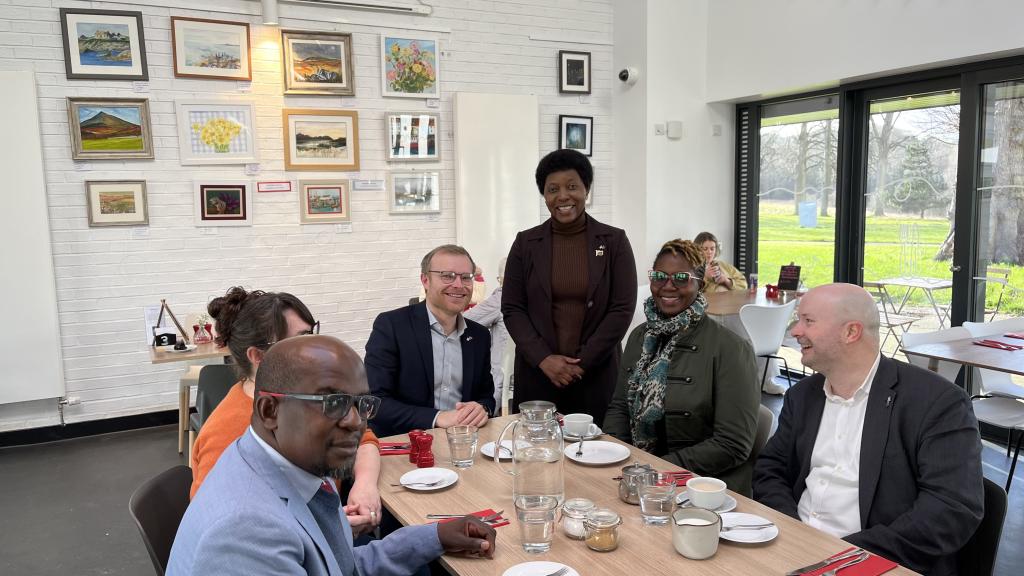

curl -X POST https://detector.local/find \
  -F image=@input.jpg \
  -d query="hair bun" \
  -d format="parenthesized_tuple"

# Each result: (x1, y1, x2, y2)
(208, 286, 251, 347)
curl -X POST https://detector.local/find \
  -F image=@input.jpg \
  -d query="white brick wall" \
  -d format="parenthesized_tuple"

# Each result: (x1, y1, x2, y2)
(0, 0, 614, 431)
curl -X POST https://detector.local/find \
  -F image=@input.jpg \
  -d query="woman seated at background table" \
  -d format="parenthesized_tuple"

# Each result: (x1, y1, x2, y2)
(695, 231, 747, 293)
(189, 287, 382, 532)
(604, 239, 760, 496)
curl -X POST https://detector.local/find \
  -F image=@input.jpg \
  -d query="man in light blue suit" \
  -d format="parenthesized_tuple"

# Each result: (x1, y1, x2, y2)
(168, 335, 496, 576)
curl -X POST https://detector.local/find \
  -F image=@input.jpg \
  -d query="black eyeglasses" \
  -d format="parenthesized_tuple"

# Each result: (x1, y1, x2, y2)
(648, 270, 698, 287)
(255, 320, 320, 349)
(428, 270, 475, 284)
(258, 391, 380, 420)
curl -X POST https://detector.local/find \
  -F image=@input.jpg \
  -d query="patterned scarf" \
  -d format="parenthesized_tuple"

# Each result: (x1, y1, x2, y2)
(627, 292, 708, 452)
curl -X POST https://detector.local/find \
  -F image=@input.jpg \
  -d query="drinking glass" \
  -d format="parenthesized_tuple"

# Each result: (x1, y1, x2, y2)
(639, 473, 676, 525)
(514, 495, 558, 553)
(445, 425, 478, 468)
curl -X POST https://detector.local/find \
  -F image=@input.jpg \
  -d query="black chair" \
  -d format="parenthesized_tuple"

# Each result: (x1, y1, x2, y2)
(187, 364, 237, 460)
(128, 465, 192, 576)
(956, 477, 1007, 576)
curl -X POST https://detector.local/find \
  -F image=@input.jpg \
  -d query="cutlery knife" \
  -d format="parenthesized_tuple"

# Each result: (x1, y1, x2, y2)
(785, 548, 864, 576)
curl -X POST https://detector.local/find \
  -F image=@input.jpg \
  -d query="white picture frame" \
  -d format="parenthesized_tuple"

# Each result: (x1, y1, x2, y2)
(380, 35, 441, 99)
(385, 112, 440, 162)
(176, 100, 259, 165)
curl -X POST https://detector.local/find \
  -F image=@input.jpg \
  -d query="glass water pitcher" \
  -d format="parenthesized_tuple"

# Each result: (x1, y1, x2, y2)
(496, 400, 565, 506)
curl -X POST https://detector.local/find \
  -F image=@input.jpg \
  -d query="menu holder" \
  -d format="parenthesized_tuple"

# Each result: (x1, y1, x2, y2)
(778, 264, 801, 291)
(151, 299, 190, 346)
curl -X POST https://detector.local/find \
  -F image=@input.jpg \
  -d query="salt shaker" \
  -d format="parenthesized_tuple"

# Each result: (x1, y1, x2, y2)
(414, 433, 434, 468)
(408, 429, 425, 464)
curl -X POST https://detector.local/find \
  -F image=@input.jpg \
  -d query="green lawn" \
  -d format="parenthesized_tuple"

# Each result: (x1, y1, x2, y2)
(757, 212, 1024, 314)
(82, 136, 143, 151)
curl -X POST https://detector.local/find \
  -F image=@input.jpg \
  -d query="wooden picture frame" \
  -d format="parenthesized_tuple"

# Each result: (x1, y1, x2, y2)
(381, 35, 440, 99)
(67, 97, 154, 160)
(171, 17, 251, 81)
(298, 179, 351, 223)
(283, 109, 360, 171)
(385, 112, 439, 162)
(85, 180, 148, 227)
(282, 30, 355, 95)
(559, 114, 593, 157)
(59, 8, 148, 80)
(194, 181, 252, 226)
(388, 171, 440, 214)
(176, 100, 259, 165)
(558, 50, 591, 94)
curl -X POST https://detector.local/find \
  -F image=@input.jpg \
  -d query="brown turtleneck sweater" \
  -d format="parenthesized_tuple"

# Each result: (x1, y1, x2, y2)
(551, 214, 589, 356)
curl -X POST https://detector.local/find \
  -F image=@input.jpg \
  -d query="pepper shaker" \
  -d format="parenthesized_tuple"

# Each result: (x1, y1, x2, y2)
(414, 433, 435, 468)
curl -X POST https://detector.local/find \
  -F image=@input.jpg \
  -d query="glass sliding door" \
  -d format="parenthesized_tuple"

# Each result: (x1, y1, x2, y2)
(757, 95, 839, 288)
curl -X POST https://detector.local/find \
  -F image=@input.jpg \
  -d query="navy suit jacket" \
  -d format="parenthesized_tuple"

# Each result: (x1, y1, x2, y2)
(365, 301, 495, 437)
(753, 357, 984, 576)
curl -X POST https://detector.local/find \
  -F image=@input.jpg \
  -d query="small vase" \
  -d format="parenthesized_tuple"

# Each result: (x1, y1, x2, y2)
(193, 324, 213, 344)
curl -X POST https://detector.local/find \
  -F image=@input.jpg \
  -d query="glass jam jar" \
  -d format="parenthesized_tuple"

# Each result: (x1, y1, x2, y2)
(584, 508, 622, 552)
(561, 497, 595, 540)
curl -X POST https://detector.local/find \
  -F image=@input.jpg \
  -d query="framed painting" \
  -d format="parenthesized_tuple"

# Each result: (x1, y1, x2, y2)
(559, 50, 591, 94)
(282, 30, 354, 95)
(283, 109, 360, 171)
(59, 8, 148, 80)
(171, 17, 251, 81)
(67, 98, 154, 160)
(380, 35, 440, 99)
(85, 180, 148, 227)
(385, 112, 439, 162)
(298, 179, 351, 223)
(194, 181, 251, 226)
(559, 114, 593, 157)
(388, 171, 440, 214)
(176, 100, 259, 165)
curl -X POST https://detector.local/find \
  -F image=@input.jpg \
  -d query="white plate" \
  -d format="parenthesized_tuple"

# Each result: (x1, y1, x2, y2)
(718, 512, 778, 543)
(162, 344, 197, 353)
(398, 467, 458, 491)
(562, 424, 603, 441)
(502, 561, 579, 576)
(480, 440, 529, 460)
(675, 493, 738, 513)
(564, 440, 631, 466)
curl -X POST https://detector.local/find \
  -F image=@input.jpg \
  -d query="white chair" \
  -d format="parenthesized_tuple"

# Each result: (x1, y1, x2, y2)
(962, 318, 1024, 492)
(901, 327, 970, 384)
(740, 299, 798, 392)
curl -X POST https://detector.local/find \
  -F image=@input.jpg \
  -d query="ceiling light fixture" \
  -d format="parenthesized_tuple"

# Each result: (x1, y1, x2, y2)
(262, 0, 280, 25)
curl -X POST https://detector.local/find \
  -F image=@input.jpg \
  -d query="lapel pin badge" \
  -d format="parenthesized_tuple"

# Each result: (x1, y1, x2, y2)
(596, 244, 606, 257)
(886, 395, 893, 407)
(465, 336, 473, 341)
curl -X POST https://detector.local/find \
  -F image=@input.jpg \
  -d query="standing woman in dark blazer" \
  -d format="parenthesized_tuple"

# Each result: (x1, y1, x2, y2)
(501, 149, 637, 425)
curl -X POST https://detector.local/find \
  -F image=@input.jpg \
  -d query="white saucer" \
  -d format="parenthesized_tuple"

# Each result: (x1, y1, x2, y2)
(562, 424, 603, 441)
(564, 440, 631, 466)
(162, 344, 197, 353)
(718, 512, 778, 543)
(398, 467, 458, 491)
(480, 440, 528, 460)
(675, 493, 737, 513)
(502, 561, 579, 576)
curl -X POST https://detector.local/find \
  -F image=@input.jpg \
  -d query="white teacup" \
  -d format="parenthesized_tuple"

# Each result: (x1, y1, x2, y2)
(686, 477, 727, 510)
(563, 413, 594, 437)
(672, 508, 721, 560)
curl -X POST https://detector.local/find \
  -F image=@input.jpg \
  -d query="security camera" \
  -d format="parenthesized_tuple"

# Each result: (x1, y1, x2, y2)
(618, 67, 639, 86)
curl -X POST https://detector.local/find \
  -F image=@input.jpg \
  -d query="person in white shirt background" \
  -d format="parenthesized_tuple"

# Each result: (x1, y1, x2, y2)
(465, 257, 510, 413)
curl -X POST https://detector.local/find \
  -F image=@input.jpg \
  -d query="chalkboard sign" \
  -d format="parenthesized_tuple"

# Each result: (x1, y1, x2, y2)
(778, 264, 801, 291)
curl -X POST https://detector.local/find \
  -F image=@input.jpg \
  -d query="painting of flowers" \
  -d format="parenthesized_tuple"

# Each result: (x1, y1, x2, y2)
(67, 98, 154, 160)
(176, 100, 258, 165)
(283, 109, 360, 171)
(86, 180, 148, 227)
(172, 17, 251, 81)
(282, 31, 354, 95)
(60, 9, 148, 80)
(299, 180, 351, 223)
(194, 181, 251, 226)
(381, 36, 440, 98)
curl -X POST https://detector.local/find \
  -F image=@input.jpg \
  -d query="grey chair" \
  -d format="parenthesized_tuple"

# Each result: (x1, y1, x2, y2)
(128, 465, 192, 576)
(186, 364, 237, 462)
(956, 477, 1007, 576)
(750, 404, 774, 462)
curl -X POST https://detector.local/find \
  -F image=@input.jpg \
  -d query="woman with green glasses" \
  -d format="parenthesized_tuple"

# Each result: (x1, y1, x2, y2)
(604, 239, 761, 496)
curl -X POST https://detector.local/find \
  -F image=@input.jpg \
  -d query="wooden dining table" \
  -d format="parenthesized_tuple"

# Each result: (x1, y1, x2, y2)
(902, 334, 1024, 377)
(378, 415, 916, 576)
(148, 341, 229, 454)
(704, 288, 801, 317)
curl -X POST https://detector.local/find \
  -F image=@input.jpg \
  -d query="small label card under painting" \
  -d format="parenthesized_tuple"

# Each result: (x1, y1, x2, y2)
(777, 264, 801, 291)
(237, 81, 252, 93)
(335, 223, 353, 233)
(132, 81, 149, 93)
(353, 179, 385, 191)
(245, 163, 261, 176)
(257, 181, 292, 193)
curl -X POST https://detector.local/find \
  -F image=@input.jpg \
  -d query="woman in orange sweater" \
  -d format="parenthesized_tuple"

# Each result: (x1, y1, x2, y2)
(190, 287, 382, 534)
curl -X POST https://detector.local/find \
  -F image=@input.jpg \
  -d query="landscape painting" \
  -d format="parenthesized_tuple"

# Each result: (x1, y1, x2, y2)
(172, 18, 251, 81)
(283, 109, 360, 171)
(68, 98, 153, 160)
(299, 180, 350, 223)
(60, 9, 148, 80)
(389, 172, 440, 214)
(85, 180, 148, 227)
(194, 181, 251, 227)
(282, 31, 354, 95)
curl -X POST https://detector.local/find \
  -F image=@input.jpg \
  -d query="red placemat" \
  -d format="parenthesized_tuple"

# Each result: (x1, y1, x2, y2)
(803, 547, 898, 576)
(379, 441, 410, 456)
(431, 508, 509, 528)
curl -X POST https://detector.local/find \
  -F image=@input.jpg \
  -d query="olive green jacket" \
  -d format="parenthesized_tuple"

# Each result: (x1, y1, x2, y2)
(604, 315, 760, 496)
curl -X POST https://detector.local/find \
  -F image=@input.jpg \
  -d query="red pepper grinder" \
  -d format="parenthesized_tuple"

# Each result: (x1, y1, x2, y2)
(408, 430, 424, 464)
(414, 433, 434, 468)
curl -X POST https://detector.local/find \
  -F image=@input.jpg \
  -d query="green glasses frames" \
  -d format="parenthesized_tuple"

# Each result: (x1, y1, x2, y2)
(648, 270, 697, 287)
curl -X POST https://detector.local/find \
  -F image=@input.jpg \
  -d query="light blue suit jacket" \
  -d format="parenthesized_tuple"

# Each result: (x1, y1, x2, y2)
(167, 432, 442, 576)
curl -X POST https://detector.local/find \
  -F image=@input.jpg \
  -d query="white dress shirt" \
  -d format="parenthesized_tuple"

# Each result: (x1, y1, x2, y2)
(797, 353, 881, 538)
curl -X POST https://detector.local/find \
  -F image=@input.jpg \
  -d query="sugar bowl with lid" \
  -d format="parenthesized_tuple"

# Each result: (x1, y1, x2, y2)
(618, 462, 657, 504)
